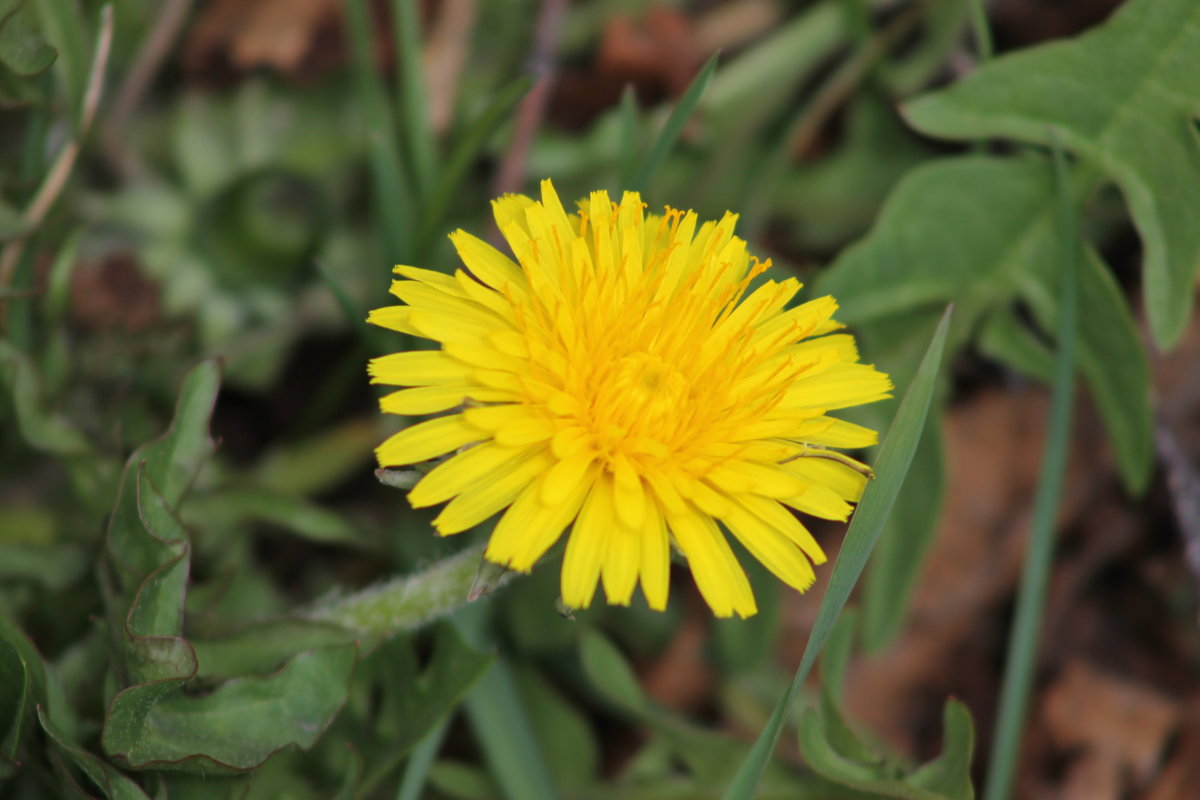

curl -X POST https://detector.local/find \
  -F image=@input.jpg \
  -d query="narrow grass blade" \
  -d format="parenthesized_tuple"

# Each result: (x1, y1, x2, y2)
(966, 0, 995, 64)
(982, 130, 1079, 800)
(395, 719, 448, 800)
(391, 0, 438, 205)
(721, 304, 953, 800)
(416, 75, 533, 257)
(629, 52, 718, 193)
(345, 0, 412, 262)
(454, 605, 558, 800)
(464, 660, 559, 800)
(617, 84, 640, 189)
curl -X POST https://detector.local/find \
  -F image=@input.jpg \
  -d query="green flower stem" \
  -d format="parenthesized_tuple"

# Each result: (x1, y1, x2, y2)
(303, 544, 516, 636)
(983, 130, 1079, 800)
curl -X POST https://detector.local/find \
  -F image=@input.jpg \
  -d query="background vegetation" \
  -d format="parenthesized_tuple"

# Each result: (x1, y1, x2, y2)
(1, 0, 1197, 798)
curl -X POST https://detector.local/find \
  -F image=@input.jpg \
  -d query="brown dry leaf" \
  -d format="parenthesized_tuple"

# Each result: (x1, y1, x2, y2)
(552, 5, 700, 129)
(1043, 659, 1180, 793)
(694, 0, 782, 54)
(640, 596, 715, 712)
(1139, 698, 1200, 800)
(185, 0, 345, 79)
(70, 254, 160, 333)
(825, 387, 1109, 756)
(423, 0, 475, 133)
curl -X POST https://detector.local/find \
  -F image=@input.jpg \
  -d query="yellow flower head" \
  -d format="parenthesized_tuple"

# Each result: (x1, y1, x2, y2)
(368, 180, 892, 618)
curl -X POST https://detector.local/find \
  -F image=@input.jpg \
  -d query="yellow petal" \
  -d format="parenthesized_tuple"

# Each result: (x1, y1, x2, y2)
(736, 493, 826, 565)
(706, 461, 806, 498)
(542, 446, 597, 505)
(560, 475, 613, 609)
(486, 464, 595, 571)
(722, 499, 817, 593)
(433, 448, 553, 533)
(368, 351, 472, 386)
(784, 456, 869, 502)
(639, 502, 670, 610)
(410, 442, 538, 508)
(449, 229, 527, 295)
(610, 453, 645, 530)
(668, 508, 756, 618)
(367, 306, 422, 335)
(781, 483, 853, 521)
(380, 385, 474, 415)
(376, 414, 481, 467)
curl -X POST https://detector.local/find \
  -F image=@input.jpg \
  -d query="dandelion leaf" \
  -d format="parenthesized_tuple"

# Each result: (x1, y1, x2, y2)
(903, 0, 1200, 348)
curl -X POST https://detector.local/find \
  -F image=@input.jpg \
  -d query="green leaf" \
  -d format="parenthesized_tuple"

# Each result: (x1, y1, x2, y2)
(798, 699, 975, 800)
(977, 310, 1055, 384)
(0, 543, 87, 589)
(816, 155, 1152, 492)
(0, 634, 27, 777)
(580, 628, 756, 786)
(102, 645, 356, 773)
(38, 708, 153, 800)
(722, 306, 952, 800)
(579, 627, 647, 713)
(0, 1, 56, 76)
(181, 486, 370, 548)
(902, 0, 1200, 348)
(513, 664, 599, 791)
(252, 417, 377, 497)
(365, 623, 492, 756)
(303, 544, 517, 637)
(32, 0, 86, 115)
(0, 338, 93, 455)
(191, 620, 357, 681)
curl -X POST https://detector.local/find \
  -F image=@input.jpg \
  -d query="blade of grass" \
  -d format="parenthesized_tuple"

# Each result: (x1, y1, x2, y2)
(982, 130, 1079, 800)
(454, 604, 558, 800)
(392, 0, 438, 206)
(0, 4, 111, 296)
(721, 304, 953, 800)
(416, 75, 534, 256)
(629, 52, 718, 193)
(345, 0, 412, 263)
(966, 0, 995, 64)
(395, 718, 449, 800)
(617, 84, 639, 189)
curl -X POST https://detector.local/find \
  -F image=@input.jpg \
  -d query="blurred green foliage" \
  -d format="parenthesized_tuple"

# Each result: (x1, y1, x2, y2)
(0, 0, 1192, 797)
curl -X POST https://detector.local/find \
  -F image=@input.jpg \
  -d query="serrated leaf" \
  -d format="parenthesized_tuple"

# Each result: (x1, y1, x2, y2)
(797, 698, 975, 800)
(902, 0, 1200, 349)
(816, 156, 1152, 492)
(102, 644, 356, 773)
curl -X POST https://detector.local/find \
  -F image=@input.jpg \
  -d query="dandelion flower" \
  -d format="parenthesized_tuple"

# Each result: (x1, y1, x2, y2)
(368, 180, 891, 617)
